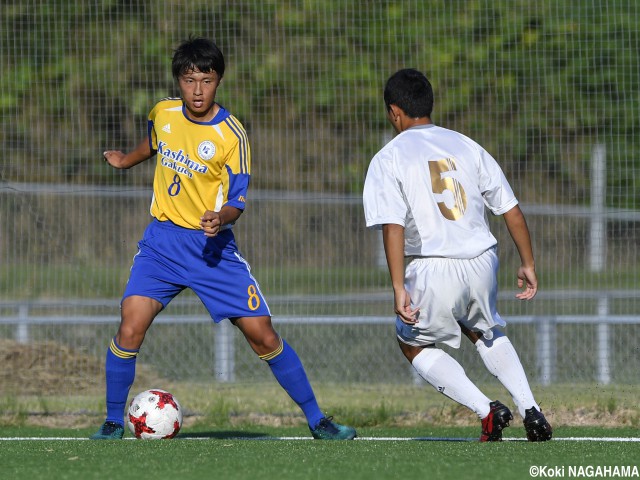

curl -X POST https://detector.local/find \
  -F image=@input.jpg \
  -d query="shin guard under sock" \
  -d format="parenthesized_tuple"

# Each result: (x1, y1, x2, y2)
(105, 338, 138, 426)
(262, 338, 324, 429)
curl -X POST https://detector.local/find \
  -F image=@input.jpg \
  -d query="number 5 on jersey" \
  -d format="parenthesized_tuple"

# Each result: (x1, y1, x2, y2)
(429, 158, 467, 220)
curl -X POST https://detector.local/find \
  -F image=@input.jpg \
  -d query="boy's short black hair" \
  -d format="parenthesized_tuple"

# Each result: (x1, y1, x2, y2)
(172, 37, 225, 79)
(383, 68, 434, 118)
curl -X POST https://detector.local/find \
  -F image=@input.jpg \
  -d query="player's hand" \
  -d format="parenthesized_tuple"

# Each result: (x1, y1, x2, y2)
(200, 210, 223, 237)
(103, 150, 126, 168)
(515, 265, 538, 300)
(394, 288, 420, 325)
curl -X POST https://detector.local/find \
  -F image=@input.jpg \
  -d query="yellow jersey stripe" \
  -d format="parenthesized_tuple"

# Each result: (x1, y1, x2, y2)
(225, 116, 249, 175)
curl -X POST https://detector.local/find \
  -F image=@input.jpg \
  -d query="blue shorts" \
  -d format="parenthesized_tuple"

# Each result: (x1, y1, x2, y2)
(123, 219, 271, 322)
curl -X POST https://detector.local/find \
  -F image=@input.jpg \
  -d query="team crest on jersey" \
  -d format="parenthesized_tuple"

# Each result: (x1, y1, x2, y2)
(197, 140, 216, 160)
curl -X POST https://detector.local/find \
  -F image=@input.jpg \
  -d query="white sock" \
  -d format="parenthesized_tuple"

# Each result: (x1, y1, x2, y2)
(475, 335, 540, 418)
(412, 348, 491, 419)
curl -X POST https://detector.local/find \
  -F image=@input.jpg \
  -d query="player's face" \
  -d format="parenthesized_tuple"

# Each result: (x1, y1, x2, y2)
(178, 68, 221, 122)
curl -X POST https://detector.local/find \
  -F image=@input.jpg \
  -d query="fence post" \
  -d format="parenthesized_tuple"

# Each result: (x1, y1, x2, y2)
(214, 319, 235, 382)
(536, 317, 556, 385)
(16, 304, 29, 343)
(589, 143, 606, 272)
(376, 231, 387, 269)
(596, 296, 611, 384)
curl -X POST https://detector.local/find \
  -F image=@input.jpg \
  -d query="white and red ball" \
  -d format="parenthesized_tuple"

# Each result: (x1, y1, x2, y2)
(127, 389, 183, 439)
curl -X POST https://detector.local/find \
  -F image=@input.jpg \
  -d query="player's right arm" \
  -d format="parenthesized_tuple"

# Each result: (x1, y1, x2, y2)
(382, 223, 419, 324)
(502, 205, 538, 300)
(103, 137, 153, 169)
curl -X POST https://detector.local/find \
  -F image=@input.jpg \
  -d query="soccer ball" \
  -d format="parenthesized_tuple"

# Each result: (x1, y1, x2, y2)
(127, 389, 183, 439)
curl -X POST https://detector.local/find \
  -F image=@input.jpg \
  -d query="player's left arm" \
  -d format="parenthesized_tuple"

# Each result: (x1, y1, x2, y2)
(502, 205, 538, 300)
(200, 124, 250, 237)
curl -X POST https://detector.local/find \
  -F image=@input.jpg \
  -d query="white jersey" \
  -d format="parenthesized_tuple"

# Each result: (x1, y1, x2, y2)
(363, 124, 518, 259)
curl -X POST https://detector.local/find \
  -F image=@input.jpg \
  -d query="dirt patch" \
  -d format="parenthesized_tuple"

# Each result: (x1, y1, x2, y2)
(0, 338, 170, 429)
(0, 338, 162, 396)
(0, 338, 104, 395)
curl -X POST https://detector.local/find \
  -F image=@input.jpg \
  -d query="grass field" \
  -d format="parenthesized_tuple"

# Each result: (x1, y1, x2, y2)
(1, 383, 639, 480)
(1, 425, 639, 480)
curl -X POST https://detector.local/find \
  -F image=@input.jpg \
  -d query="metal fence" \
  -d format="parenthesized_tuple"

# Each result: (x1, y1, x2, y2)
(2, 289, 638, 387)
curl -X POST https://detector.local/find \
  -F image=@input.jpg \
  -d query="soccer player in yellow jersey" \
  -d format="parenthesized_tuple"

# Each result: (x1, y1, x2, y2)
(91, 37, 356, 440)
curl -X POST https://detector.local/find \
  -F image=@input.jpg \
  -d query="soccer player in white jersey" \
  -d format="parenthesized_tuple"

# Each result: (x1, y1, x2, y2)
(90, 37, 355, 440)
(363, 68, 552, 441)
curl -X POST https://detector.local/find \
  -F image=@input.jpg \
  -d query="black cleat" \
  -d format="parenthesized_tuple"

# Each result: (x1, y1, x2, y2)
(480, 400, 513, 442)
(524, 407, 553, 442)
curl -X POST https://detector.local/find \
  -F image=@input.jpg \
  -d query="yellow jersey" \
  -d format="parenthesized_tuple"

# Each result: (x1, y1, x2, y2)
(147, 98, 250, 229)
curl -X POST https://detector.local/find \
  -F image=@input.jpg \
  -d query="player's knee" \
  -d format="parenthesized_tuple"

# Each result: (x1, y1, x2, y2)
(398, 339, 426, 363)
(262, 326, 280, 346)
(116, 323, 147, 349)
(234, 316, 281, 354)
(253, 331, 281, 356)
(475, 327, 507, 348)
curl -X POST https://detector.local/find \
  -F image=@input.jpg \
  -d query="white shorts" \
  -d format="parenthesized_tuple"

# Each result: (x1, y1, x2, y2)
(395, 247, 505, 349)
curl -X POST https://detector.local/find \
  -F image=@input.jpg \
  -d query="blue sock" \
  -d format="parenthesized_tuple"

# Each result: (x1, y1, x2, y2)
(105, 337, 138, 426)
(262, 338, 324, 429)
